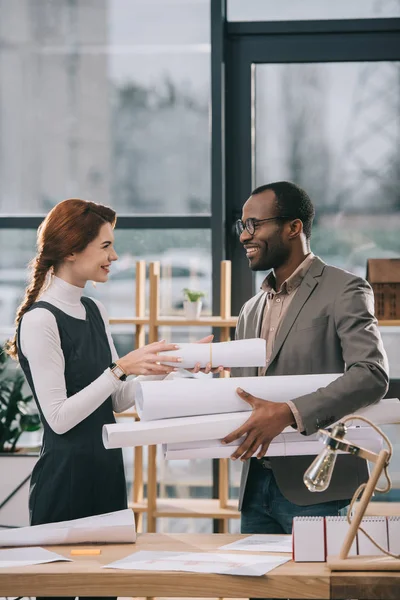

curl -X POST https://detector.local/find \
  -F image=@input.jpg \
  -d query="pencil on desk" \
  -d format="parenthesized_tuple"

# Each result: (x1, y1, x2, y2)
(70, 548, 101, 556)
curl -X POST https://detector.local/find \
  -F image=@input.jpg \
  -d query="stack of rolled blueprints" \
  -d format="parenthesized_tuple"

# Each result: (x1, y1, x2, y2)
(102, 338, 399, 459)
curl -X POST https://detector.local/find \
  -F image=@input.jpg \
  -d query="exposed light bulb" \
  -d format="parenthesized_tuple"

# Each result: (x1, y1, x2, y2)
(303, 446, 338, 492)
(303, 422, 347, 492)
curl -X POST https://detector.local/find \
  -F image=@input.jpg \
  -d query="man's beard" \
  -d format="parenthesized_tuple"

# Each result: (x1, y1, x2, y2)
(250, 239, 289, 272)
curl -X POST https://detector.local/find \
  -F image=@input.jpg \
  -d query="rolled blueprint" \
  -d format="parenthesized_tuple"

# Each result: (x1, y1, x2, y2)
(103, 398, 400, 450)
(0, 509, 136, 547)
(163, 427, 384, 460)
(135, 372, 342, 421)
(160, 338, 266, 369)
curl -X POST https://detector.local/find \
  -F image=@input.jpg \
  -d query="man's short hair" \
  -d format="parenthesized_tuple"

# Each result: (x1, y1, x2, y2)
(251, 181, 315, 240)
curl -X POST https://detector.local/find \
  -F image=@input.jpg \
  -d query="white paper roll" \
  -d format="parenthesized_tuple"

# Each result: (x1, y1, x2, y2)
(160, 338, 266, 369)
(135, 372, 342, 421)
(103, 412, 252, 449)
(163, 427, 384, 460)
(0, 509, 136, 547)
(103, 398, 400, 450)
(345, 398, 400, 427)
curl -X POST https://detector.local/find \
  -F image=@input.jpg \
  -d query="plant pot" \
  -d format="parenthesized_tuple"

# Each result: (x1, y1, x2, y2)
(183, 299, 202, 319)
(0, 452, 39, 527)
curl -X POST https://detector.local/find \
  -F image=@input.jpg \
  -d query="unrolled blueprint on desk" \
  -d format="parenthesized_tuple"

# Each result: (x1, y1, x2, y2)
(0, 547, 71, 568)
(104, 550, 290, 576)
(219, 535, 293, 553)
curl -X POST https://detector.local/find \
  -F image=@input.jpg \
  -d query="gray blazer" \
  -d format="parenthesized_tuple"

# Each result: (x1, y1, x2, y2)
(232, 257, 389, 509)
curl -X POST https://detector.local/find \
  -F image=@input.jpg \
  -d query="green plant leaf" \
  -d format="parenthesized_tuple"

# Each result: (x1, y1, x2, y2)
(182, 287, 206, 302)
(0, 351, 41, 453)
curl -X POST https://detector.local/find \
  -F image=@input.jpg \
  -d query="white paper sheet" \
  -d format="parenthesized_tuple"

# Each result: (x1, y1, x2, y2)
(163, 426, 383, 459)
(0, 546, 71, 568)
(135, 373, 342, 420)
(160, 339, 266, 369)
(0, 509, 136, 547)
(104, 550, 290, 577)
(219, 535, 293, 553)
(103, 399, 400, 450)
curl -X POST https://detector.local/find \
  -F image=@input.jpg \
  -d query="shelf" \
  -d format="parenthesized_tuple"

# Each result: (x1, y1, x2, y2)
(130, 500, 148, 514)
(109, 317, 398, 327)
(108, 316, 238, 327)
(363, 501, 400, 516)
(131, 498, 240, 519)
(156, 316, 237, 327)
(109, 317, 149, 325)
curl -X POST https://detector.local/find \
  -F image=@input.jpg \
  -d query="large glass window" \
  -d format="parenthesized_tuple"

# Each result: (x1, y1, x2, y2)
(93, 228, 212, 318)
(0, 0, 210, 215)
(0, 228, 211, 350)
(0, 230, 36, 345)
(0, 0, 215, 534)
(254, 62, 400, 284)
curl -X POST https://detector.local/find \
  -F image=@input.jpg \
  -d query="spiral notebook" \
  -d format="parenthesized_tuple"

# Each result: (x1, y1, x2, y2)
(292, 517, 326, 562)
(357, 516, 388, 556)
(325, 516, 357, 557)
(387, 516, 400, 554)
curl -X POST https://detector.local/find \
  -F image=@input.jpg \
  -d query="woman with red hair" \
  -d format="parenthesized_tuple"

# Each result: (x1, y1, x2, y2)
(6, 198, 186, 535)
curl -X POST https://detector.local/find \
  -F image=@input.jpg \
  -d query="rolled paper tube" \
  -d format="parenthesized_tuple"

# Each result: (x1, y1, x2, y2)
(103, 412, 251, 449)
(159, 338, 266, 369)
(135, 372, 342, 421)
(163, 427, 384, 460)
(104, 398, 400, 450)
(0, 509, 136, 547)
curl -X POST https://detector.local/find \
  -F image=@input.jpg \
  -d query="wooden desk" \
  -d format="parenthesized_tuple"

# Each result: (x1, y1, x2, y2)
(330, 571, 400, 600)
(0, 534, 398, 599)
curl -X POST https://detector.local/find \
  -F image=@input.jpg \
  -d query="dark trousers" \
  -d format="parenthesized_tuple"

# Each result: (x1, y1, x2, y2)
(241, 459, 350, 600)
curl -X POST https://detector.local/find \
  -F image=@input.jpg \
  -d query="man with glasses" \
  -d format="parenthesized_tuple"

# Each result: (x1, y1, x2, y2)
(223, 181, 389, 539)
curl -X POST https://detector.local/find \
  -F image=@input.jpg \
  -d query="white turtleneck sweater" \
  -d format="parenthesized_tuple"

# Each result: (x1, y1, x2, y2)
(19, 276, 160, 435)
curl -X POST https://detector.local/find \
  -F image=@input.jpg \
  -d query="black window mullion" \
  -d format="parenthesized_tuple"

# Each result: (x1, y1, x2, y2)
(0, 215, 212, 229)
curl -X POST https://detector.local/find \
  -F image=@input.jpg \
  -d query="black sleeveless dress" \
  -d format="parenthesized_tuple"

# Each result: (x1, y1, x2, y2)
(17, 297, 127, 526)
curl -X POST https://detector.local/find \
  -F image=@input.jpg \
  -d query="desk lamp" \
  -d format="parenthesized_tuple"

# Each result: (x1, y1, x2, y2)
(303, 414, 400, 570)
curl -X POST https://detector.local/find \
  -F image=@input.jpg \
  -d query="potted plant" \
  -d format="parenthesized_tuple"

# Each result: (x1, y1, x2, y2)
(182, 288, 205, 319)
(0, 349, 41, 526)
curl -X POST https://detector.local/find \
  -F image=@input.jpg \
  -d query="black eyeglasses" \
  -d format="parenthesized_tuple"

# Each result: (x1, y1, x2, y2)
(235, 216, 291, 236)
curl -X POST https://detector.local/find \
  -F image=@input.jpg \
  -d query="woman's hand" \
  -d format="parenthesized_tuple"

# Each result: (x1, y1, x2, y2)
(187, 334, 230, 375)
(117, 340, 182, 376)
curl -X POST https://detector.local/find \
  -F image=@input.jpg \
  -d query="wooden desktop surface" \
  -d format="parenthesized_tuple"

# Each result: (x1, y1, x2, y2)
(0, 533, 398, 599)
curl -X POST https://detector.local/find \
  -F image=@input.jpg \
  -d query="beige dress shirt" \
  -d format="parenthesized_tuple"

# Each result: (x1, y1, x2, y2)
(258, 252, 316, 432)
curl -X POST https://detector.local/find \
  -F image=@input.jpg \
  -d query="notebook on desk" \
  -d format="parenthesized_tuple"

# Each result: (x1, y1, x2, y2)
(292, 517, 326, 562)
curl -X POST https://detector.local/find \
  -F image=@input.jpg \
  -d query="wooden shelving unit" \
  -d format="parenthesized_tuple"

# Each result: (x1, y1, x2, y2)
(131, 498, 239, 519)
(146, 260, 238, 532)
(110, 260, 148, 532)
(112, 260, 240, 533)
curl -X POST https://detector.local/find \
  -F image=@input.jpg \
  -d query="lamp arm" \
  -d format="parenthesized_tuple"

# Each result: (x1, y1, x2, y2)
(337, 413, 399, 560)
(320, 433, 379, 463)
(342, 413, 393, 457)
(342, 412, 393, 493)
